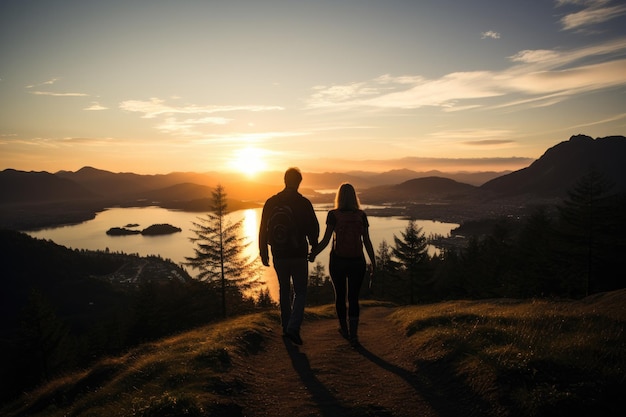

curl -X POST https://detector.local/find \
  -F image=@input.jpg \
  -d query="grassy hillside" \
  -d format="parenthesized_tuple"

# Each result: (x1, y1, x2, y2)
(2, 293, 624, 416)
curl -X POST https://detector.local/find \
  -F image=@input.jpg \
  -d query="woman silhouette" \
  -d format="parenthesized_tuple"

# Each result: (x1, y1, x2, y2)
(309, 183, 376, 346)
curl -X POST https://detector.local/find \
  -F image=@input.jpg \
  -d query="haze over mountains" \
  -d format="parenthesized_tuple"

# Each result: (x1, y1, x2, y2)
(1, 134, 625, 229)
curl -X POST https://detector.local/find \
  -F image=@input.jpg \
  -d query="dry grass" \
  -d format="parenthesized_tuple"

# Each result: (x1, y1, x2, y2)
(2, 312, 282, 417)
(390, 291, 625, 416)
(1, 293, 623, 416)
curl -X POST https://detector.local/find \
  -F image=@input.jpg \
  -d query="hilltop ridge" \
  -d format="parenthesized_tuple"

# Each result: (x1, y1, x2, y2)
(2, 293, 624, 417)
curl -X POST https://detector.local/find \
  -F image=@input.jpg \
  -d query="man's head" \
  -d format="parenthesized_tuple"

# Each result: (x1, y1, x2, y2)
(284, 167, 302, 189)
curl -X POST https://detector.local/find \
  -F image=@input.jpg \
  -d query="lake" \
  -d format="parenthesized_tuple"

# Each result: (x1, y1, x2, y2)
(25, 206, 458, 301)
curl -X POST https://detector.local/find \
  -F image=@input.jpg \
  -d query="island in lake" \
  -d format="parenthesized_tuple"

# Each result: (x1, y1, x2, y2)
(106, 223, 182, 236)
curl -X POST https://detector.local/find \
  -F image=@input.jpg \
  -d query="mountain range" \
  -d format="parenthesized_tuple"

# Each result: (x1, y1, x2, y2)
(1, 134, 624, 229)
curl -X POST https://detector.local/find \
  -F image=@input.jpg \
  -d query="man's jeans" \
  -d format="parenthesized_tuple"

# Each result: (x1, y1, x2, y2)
(273, 257, 308, 334)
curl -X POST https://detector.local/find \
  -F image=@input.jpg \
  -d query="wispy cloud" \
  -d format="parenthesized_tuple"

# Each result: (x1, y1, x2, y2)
(481, 30, 501, 39)
(25, 78, 89, 97)
(84, 102, 108, 111)
(119, 98, 283, 119)
(315, 155, 534, 173)
(305, 38, 626, 112)
(557, 0, 626, 31)
(25, 78, 59, 88)
(30, 91, 88, 97)
(119, 98, 284, 136)
(428, 129, 515, 140)
(462, 139, 516, 147)
(155, 116, 231, 136)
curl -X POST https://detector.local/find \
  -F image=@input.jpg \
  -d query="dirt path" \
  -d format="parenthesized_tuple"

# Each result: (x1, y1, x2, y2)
(229, 306, 460, 417)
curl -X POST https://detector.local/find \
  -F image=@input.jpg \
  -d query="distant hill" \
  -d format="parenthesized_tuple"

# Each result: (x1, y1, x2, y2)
(358, 135, 626, 203)
(366, 169, 509, 187)
(135, 182, 213, 203)
(360, 176, 478, 203)
(303, 169, 508, 189)
(56, 167, 278, 203)
(481, 135, 626, 197)
(0, 169, 94, 203)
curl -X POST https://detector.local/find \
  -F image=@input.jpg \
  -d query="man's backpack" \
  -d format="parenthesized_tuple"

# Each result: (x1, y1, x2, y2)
(333, 210, 364, 257)
(267, 204, 299, 249)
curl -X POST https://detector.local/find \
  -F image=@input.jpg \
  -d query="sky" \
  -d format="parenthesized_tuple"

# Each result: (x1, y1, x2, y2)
(1, 0, 625, 176)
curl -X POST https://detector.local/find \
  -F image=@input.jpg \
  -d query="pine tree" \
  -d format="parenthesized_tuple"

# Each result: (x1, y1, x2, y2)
(19, 289, 72, 382)
(307, 262, 334, 305)
(184, 184, 263, 317)
(256, 287, 276, 309)
(512, 206, 560, 297)
(556, 170, 622, 295)
(392, 220, 430, 304)
(372, 239, 400, 300)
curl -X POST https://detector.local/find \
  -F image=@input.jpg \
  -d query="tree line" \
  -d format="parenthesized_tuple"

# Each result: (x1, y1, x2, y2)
(365, 170, 626, 303)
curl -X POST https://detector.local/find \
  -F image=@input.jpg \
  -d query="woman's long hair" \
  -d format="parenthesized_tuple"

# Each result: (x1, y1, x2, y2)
(334, 183, 361, 211)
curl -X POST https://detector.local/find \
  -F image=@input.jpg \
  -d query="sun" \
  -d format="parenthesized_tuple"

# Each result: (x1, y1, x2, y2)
(229, 147, 268, 177)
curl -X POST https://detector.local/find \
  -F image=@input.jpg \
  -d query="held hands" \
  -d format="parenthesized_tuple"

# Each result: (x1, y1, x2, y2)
(308, 245, 320, 263)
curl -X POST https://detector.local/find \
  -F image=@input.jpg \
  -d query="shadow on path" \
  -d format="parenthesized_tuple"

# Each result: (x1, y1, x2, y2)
(355, 343, 494, 417)
(283, 338, 351, 417)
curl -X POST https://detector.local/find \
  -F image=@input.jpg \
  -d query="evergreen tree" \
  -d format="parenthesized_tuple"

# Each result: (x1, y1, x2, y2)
(431, 247, 465, 299)
(392, 220, 430, 304)
(256, 287, 276, 309)
(309, 261, 326, 287)
(372, 240, 400, 301)
(19, 289, 73, 382)
(556, 170, 623, 295)
(478, 218, 516, 297)
(459, 235, 484, 298)
(307, 262, 334, 305)
(184, 184, 263, 317)
(511, 206, 561, 297)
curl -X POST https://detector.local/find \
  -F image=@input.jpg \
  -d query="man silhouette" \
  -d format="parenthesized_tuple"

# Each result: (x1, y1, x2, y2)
(259, 167, 319, 345)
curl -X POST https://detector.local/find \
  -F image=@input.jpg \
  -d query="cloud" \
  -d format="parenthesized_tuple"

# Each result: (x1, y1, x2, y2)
(156, 116, 232, 136)
(119, 98, 283, 119)
(119, 98, 284, 137)
(506, 59, 626, 95)
(314, 155, 534, 173)
(557, 0, 626, 31)
(25, 78, 59, 89)
(481, 30, 501, 39)
(305, 38, 626, 112)
(428, 129, 515, 140)
(30, 91, 88, 97)
(84, 102, 108, 111)
(462, 139, 516, 146)
(509, 49, 561, 63)
(24, 77, 90, 97)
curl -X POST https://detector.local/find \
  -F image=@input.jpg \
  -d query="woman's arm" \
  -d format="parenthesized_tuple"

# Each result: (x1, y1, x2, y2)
(362, 214, 376, 270)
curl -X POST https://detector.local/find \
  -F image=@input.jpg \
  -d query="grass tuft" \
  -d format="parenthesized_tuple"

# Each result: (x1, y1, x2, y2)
(390, 292, 626, 415)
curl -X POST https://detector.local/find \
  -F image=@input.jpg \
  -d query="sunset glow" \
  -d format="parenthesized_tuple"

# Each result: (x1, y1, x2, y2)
(0, 1, 625, 175)
(229, 147, 268, 177)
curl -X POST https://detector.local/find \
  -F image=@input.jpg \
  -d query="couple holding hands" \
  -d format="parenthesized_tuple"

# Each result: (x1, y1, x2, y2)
(259, 167, 376, 347)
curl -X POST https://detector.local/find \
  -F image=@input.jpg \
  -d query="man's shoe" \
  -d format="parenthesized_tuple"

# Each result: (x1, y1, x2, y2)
(287, 331, 303, 345)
